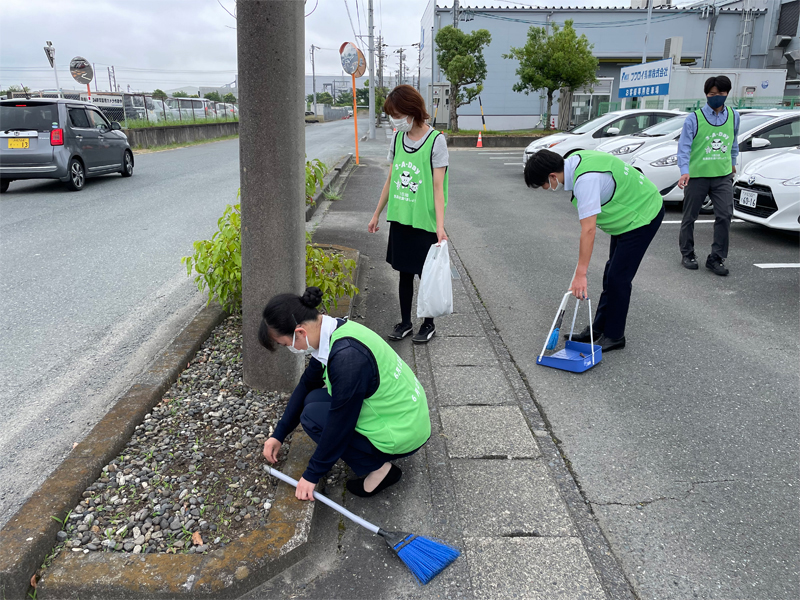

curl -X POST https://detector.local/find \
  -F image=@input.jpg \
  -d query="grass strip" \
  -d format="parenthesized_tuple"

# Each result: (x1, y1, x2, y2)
(133, 134, 239, 154)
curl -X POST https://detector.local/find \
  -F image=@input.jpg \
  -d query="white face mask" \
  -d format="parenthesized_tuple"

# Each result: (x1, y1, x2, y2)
(287, 330, 314, 355)
(390, 115, 413, 132)
(549, 176, 562, 192)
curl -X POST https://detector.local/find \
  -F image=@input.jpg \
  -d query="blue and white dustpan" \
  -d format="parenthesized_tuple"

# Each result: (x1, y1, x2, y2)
(537, 291, 602, 373)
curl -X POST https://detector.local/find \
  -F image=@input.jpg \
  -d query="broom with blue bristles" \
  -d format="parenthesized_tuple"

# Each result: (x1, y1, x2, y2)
(265, 465, 460, 584)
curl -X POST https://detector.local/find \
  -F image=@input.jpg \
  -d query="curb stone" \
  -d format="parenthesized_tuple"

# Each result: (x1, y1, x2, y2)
(37, 432, 317, 600)
(305, 153, 354, 222)
(0, 303, 227, 600)
(444, 135, 545, 148)
(446, 244, 638, 600)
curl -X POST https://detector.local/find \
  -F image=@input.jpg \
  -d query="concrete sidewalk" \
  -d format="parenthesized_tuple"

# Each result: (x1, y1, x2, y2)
(246, 137, 633, 599)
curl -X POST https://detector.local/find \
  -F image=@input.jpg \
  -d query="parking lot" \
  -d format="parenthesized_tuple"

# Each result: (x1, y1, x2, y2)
(445, 147, 799, 599)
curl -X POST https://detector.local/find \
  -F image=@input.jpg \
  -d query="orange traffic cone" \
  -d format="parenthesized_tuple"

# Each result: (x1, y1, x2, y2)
(476, 132, 483, 148)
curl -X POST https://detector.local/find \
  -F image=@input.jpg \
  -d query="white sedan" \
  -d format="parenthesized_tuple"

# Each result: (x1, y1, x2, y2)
(596, 114, 687, 163)
(733, 147, 800, 232)
(522, 108, 682, 166)
(628, 110, 800, 212)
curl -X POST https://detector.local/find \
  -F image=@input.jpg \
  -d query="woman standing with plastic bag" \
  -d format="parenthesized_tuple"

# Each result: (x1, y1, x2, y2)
(368, 84, 449, 344)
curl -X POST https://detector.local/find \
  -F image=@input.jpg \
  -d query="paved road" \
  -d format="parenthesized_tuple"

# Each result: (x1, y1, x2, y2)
(444, 148, 799, 599)
(0, 119, 361, 528)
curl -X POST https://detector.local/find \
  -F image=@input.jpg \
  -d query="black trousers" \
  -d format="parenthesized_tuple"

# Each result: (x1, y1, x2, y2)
(679, 174, 734, 260)
(593, 206, 664, 339)
(300, 388, 422, 478)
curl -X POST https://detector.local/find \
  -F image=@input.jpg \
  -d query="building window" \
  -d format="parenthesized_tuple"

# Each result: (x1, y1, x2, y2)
(777, 0, 799, 37)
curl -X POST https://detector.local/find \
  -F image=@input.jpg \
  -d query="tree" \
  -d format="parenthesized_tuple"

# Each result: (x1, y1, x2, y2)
(306, 92, 333, 106)
(152, 88, 168, 100)
(374, 86, 389, 116)
(204, 91, 223, 102)
(355, 85, 369, 106)
(435, 26, 492, 133)
(503, 20, 598, 131)
(334, 91, 353, 107)
(173, 91, 189, 98)
(223, 92, 237, 104)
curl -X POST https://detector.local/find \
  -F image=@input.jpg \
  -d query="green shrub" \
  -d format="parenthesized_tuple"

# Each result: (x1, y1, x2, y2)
(305, 233, 359, 313)
(182, 199, 242, 313)
(182, 187, 358, 314)
(305, 157, 326, 207)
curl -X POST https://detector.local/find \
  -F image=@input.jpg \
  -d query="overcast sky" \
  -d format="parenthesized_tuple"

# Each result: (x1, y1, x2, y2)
(0, 0, 639, 93)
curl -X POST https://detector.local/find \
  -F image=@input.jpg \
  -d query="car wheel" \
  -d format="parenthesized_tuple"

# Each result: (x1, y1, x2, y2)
(121, 150, 134, 177)
(65, 158, 85, 191)
(0, 179, 9, 193)
(564, 149, 582, 158)
(699, 195, 714, 215)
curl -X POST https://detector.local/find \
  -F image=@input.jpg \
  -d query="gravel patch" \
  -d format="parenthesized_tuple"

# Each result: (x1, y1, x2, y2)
(41, 315, 315, 563)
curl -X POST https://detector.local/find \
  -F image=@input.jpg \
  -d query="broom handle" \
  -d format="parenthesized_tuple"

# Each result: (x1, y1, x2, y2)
(265, 465, 381, 534)
(538, 291, 572, 360)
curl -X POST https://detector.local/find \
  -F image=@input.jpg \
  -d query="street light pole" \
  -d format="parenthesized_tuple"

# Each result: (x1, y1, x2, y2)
(43, 41, 61, 98)
(368, 0, 376, 139)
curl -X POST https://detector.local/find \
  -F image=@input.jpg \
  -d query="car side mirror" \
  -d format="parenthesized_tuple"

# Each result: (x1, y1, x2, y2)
(606, 127, 620, 136)
(110, 121, 122, 130)
(750, 137, 770, 149)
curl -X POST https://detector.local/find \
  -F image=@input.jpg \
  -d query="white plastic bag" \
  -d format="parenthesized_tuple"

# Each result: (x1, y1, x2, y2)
(417, 241, 453, 318)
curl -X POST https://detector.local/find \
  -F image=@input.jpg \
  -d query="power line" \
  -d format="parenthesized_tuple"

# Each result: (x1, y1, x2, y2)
(342, 0, 364, 50)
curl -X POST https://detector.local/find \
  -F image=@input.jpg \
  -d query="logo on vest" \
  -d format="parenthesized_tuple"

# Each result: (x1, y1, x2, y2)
(703, 132, 729, 159)
(394, 161, 422, 201)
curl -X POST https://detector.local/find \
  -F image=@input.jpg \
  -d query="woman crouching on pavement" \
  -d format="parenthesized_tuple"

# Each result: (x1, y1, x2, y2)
(260, 286, 431, 501)
(368, 84, 449, 344)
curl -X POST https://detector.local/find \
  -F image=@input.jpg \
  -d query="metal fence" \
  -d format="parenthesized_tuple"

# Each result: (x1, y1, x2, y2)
(9, 91, 238, 129)
(322, 105, 350, 121)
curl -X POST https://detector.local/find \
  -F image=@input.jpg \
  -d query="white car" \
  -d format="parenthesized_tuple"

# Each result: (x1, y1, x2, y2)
(596, 115, 687, 163)
(629, 110, 800, 212)
(733, 147, 800, 232)
(522, 108, 682, 166)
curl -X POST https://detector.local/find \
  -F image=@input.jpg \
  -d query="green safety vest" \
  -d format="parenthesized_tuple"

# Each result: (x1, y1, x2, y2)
(323, 320, 431, 454)
(386, 129, 449, 233)
(689, 107, 735, 178)
(571, 151, 662, 236)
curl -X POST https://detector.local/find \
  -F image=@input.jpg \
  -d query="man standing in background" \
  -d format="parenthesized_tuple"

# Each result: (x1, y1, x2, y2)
(677, 75, 740, 276)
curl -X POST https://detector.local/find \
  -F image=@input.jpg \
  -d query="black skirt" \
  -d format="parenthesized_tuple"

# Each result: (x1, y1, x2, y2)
(386, 221, 438, 276)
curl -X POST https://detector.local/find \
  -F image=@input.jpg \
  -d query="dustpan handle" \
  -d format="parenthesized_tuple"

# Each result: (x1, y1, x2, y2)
(538, 291, 572, 361)
(568, 296, 581, 341)
(588, 299, 596, 365)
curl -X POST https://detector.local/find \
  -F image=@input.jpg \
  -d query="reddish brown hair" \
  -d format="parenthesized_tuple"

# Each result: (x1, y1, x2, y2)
(383, 84, 430, 126)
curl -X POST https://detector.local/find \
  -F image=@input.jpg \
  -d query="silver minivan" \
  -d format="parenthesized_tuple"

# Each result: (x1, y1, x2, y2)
(0, 98, 133, 192)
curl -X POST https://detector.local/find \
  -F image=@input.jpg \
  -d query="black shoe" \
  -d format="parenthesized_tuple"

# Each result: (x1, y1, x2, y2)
(594, 334, 626, 352)
(705, 254, 729, 276)
(682, 253, 699, 270)
(564, 325, 601, 343)
(346, 464, 402, 498)
(412, 322, 436, 344)
(388, 322, 413, 341)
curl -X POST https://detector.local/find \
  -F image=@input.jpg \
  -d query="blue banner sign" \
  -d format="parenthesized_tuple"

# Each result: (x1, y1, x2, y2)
(618, 58, 671, 98)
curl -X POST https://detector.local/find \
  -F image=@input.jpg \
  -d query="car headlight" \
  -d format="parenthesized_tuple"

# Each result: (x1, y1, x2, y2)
(650, 154, 678, 167)
(783, 175, 800, 186)
(610, 142, 644, 155)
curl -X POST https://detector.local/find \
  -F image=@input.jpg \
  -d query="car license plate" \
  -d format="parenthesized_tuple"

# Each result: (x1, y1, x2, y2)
(739, 190, 758, 208)
(8, 138, 29, 149)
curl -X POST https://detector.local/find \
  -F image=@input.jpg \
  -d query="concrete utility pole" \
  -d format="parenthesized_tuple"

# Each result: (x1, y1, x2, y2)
(310, 44, 320, 114)
(642, 0, 653, 64)
(453, 0, 459, 28)
(368, 0, 376, 139)
(238, 0, 304, 391)
(412, 42, 421, 91)
(395, 48, 405, 86)
(377, 36, 385, 91)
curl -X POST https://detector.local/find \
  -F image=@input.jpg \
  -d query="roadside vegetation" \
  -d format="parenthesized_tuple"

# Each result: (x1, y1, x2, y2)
(182, 161, 358, 314)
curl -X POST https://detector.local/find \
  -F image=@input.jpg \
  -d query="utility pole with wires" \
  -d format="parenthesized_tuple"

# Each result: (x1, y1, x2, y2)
(453, 0, 459, 28)
(395, 48, 405, 86)
(310, 45, 320, 114)
(368, 0, 375, 139)
(377, 36, 386, 91)
(412, 42, 421, 91)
